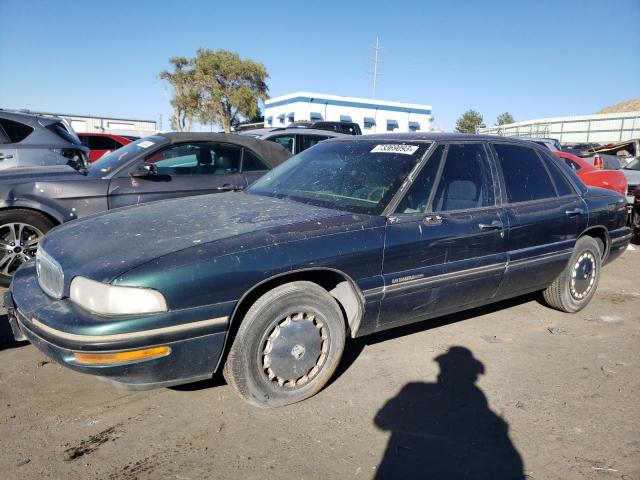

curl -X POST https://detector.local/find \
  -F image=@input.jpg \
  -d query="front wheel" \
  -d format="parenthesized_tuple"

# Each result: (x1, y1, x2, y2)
(542, 236, 602, 313)
(0, 209, 54, 287)
(223, 281, 346, 407)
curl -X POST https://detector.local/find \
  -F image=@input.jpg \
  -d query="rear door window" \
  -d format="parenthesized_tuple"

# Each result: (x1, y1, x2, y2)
(0, 118, 34, 143)
(493, 143, 557, 203)
(299, 135, 330, 152)
(90, 136, 119, 150)
(563, 158, 582, 171)
(269, 135, 295, 153)
(242, 149, 268, 171)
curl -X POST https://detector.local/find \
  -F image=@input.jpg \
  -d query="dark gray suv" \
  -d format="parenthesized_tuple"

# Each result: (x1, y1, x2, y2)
(0, 110, 89, 170)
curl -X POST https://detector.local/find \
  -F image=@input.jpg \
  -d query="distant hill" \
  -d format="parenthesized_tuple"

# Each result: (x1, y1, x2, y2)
(597, 98, 640, 114)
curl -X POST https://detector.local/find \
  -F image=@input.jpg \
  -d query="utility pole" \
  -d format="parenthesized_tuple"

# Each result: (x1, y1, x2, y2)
(371, 36, 382, 99)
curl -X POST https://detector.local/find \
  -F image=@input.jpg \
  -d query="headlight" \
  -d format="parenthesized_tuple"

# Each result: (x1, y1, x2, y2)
(70, 276, 168, 315)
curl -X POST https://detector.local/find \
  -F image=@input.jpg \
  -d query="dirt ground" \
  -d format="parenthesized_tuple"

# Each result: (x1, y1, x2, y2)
(0, 247, 638, 480)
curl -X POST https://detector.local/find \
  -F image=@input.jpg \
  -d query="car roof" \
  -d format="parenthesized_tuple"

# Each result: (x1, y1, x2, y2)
(326, 132, 548, 145)
(156, 132, 293, 167)
(0, 109, 62, 127)
(241, 127, 348, 137)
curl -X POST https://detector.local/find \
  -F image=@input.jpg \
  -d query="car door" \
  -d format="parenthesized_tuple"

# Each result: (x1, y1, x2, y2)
(490, 142, 588, 297)
(377, 142, 508, 331)
(107, 142, 247, 209)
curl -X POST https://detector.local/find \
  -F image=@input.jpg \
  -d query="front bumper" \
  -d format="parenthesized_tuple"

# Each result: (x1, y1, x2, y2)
(5, 263, 232, 390)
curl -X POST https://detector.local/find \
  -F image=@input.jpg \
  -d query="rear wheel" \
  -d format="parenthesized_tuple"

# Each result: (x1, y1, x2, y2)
(542, 236, 602, 313)
(223, 281, 346, 407)
(0, 210, 54, 286)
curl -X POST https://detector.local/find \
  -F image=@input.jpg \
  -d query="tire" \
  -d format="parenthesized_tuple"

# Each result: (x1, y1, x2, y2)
(542, 236, 602, 313)
(223, 281, 346, 407)
(0, 209, 54, 287)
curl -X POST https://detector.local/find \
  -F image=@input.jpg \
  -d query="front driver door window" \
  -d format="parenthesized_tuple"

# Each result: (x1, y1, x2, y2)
(107, 142, 247, 209)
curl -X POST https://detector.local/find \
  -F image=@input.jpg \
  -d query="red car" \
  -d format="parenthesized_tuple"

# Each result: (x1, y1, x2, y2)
(77, 133, 135, 161)
(555, 151, 627, 196)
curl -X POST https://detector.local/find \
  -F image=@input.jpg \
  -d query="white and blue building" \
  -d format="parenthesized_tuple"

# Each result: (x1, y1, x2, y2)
(264, 92, 433, 134)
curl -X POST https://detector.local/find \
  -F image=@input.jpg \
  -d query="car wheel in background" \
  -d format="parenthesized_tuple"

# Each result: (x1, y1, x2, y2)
(542, 236, 602, 313)
(223, 281, 346, 407)
(0, 209, 54, 286)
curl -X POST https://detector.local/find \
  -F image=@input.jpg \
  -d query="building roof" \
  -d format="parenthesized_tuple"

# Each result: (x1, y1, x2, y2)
(265, 91, 432, 115)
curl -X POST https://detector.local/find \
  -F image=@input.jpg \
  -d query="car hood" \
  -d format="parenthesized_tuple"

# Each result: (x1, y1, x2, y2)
(40, 192, 373, 284)
(0, 165, 84, 184)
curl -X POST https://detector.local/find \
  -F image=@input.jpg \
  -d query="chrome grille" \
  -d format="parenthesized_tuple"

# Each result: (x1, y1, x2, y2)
(36, 248, 64, 299)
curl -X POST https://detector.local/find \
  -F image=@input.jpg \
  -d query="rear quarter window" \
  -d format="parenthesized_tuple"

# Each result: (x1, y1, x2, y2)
(0, 118, 34, 143)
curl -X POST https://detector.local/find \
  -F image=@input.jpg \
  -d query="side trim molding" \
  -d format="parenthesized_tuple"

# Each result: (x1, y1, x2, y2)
(28, 316, 229, 344)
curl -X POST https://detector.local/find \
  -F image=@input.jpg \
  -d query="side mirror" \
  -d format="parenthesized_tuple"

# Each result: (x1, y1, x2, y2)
(130, 163, 157, 178)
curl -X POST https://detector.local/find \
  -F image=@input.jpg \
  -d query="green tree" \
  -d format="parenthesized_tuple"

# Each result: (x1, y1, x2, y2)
(455, 110, 485, 133)
(496, 112, 515, 126)
(159, 57, 199, 131)
(193, 49, 269, 132)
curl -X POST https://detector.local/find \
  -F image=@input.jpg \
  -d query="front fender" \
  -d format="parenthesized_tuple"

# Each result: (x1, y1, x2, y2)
(0, 197, 73, 224)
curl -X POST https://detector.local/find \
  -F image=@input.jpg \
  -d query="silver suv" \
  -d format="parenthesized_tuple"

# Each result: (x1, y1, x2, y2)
(0, 110, 89, 170)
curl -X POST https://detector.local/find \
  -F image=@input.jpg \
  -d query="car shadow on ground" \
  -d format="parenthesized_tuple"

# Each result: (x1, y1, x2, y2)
(372, 346, 525, 479)
(329, 292, 541, 387)
(0, 313, 28, 352)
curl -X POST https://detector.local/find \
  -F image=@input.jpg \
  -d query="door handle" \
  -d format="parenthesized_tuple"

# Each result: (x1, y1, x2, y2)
(422, 215, 443, 226)
(478, 220, 503, 230)
(0, 154, 13, 160)
(565, 208, 585, 216)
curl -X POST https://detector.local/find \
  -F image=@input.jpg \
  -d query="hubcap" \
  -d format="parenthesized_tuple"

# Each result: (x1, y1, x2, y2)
(260, 312, 328, 389)
(0, 223, 43, 277)
(570, 252, 596, 300)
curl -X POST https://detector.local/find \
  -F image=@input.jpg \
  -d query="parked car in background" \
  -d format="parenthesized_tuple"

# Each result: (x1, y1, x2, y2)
(77, 133, 133, 161)
(311, 121, 362, 135)
(0, 132, 290, 285)
(555, 151, 627, 196)
(523, 136, 622, 170)
(240, 127, 346, 154)
(621, 157, 640, 240)
(5, 134, 630, 407)
(0, 110, 89, 171)
(590, 139, 640, 167)
(520, 137, 563, 152)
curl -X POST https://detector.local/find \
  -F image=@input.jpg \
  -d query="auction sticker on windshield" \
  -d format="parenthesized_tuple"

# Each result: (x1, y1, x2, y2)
(137, 140, 155, 149)
(371, 144, 419, 155)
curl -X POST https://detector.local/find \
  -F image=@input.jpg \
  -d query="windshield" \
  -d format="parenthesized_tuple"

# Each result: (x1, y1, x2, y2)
(248, 140, 431, 215)
(86, 135, 166, 177)
(624, 157, 640, 170)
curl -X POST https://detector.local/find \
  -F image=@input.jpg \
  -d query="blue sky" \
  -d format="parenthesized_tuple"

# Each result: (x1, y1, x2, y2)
(0, 0, 638, 131)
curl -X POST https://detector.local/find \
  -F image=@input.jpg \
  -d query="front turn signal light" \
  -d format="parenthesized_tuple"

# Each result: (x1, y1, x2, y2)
(72, 346, 170, 365)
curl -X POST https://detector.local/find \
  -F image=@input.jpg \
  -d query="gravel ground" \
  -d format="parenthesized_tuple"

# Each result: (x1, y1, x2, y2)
(0, 246, 638, 480)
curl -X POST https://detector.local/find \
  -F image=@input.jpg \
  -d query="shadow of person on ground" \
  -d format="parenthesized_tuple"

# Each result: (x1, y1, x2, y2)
(373, 346, 524, 480)
(0, 313, 28, 352)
